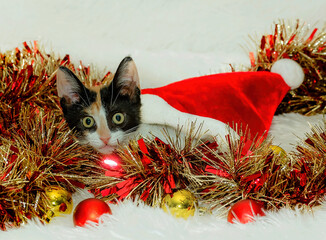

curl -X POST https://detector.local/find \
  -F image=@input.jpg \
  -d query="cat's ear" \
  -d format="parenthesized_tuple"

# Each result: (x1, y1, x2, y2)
(112, 56, 140, 98)
(56, 66, 85, 104)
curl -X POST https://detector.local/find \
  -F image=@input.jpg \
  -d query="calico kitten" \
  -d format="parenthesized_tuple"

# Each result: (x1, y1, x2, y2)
(56, 57, 141, 154)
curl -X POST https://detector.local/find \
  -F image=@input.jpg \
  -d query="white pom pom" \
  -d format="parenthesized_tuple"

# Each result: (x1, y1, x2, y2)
(271, 59, 304, 89)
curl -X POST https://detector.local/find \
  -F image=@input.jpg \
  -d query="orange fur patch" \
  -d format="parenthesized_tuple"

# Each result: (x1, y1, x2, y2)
(85, 88, 111, 138)
(89, 86, 102, 112)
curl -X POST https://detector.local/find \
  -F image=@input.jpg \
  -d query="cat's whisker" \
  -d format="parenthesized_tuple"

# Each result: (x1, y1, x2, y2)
(111, 87, 124, 107)
(110, 126, 139, 142)
(110, 84, 114, 106)
(77, 94, 89, 106)
(112, 127, 139, 138)
(125, 126, 140, 133)
(109, 83, 122, 107)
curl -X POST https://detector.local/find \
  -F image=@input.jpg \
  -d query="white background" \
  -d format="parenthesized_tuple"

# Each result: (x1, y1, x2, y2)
(1, 0, 325, 88)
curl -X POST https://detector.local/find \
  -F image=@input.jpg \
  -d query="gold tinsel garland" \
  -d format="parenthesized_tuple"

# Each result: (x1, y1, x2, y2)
(196, 124, 326, 211)
(91, 126, 208, 207)
(0, 42, 109, 229)
(248, 20, 326, 115)
(0, 108, 103, 228)
(93, 121, 326, 215)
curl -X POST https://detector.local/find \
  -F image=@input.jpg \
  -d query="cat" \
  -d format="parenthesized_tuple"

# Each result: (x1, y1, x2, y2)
(57, 56, 236, 154)
(56, 57, 142, 154)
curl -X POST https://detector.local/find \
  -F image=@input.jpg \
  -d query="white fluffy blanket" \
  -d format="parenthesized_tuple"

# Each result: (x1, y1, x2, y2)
(0, 0, 325, 239)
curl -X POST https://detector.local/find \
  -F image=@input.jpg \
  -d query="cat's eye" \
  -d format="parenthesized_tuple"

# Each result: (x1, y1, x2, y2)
(82, 116, 95, 128)
(112, 113, 125, 125)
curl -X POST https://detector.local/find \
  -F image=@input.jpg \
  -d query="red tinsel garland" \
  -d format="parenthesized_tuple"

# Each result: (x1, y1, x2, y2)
(0, 42, 106, 229)
(249, 21, 326, 115)
(92, 122, 326, 212)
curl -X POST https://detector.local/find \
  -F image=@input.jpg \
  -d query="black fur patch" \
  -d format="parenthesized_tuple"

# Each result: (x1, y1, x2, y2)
(100, 84, 141, 132)
(60, 88, 97, 139)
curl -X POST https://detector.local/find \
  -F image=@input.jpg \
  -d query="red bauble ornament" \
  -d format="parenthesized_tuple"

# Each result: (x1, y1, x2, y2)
(73, 198, 112, 227)
(227, 199, 265, 224)
(101, 153, 122, 170)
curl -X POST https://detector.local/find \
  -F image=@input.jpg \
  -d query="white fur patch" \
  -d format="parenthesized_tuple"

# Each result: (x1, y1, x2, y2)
(271, 59, 304, 89)
(83, 106, 119, 154)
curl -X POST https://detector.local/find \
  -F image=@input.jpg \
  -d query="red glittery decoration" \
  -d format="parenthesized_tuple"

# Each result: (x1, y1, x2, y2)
(250, 21, 326, 115)
(227, 199, 265, 224)
(73, 198, 112, 227)
(0, 42, 105, 230)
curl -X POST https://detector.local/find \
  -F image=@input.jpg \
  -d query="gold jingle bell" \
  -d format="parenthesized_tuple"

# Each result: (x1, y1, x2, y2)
(161, 189, 197, 219)
(44, 186, 73, 222)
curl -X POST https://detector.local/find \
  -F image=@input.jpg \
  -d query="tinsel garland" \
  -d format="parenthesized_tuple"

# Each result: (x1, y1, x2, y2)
(0, 42, 108, 229)
(92, 126, 209, 206)
(248, 20, 326, 115)
(94, 121, 326, 215)
(1, 19, 326, 229)
(197, 124, 326, 212)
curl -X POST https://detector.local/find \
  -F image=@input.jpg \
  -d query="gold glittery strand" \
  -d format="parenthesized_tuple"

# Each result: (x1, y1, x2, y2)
(192, 121, 326, 215)
(92, 124, 207, 207)
(247, 20, 326, 115)
(0, 42, 109, 229)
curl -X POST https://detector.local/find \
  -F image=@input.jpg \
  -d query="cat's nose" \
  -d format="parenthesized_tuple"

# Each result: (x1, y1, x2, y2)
(100, 137, 111, 145)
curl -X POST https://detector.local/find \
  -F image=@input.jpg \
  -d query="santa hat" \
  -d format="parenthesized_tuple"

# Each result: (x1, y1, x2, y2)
(140, 59, 304, 139)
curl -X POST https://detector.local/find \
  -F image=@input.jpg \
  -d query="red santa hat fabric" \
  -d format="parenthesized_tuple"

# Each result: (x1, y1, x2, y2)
(141, 59, 304, 138)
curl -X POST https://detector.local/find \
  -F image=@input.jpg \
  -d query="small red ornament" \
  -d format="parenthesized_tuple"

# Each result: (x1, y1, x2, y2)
(73, 198, 112, 227)
(227, 199, 265, 224)
(101, 153, 122, 170)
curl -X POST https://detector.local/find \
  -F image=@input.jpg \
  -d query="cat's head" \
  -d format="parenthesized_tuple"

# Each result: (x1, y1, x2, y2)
(56, 57, 141, 154)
